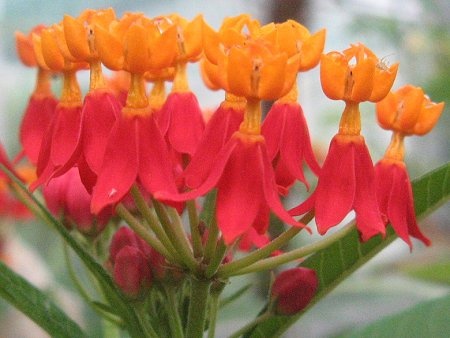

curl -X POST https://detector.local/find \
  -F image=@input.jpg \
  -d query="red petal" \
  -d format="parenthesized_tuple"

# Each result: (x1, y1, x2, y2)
(314, 135, 356, 234)
(353, 139, 385, 241)
(161, 92, 205, 156)
(374, 160, 394, 223)
(155, 132, 238, 202)
(91, 116, 138, 214)
(216, 136, 263, 244)
(82, 90, 121, 174)
(260, 140, 306, 229)
(19, 95, 57, 164)
(184, 103, 243, 188)
(138, 116, 178, 194)
(49, 105, 82, 167)
(389, 163, 431, 247)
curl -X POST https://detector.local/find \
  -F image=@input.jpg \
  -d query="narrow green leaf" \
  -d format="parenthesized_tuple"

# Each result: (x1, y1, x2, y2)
(0, 261, 86, 338)
(1, 165, 146, 338)
(247, 162, 450, 338)
(340, 294, 450, 338)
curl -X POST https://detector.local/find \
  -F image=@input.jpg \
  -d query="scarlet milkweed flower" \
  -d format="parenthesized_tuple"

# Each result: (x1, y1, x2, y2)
(62, 9, 122, 189)
(291, 44, 396, 241)
(261, 21, 325, 192)
(157, 36, 306, 244)
(156, 15, 206, 161)
(30, 24, 88, 190)
(15, 26, 58, 165)
(90, 14, 178, 213)
(374, 85, 444, 248)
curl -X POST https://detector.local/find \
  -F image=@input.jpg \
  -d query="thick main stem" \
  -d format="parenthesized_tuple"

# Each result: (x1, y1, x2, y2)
(185, 278, 212, 338)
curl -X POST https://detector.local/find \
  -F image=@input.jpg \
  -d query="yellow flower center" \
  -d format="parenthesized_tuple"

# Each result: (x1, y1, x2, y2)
(60, 70, 82, 107)
(384, 132, 405, 162)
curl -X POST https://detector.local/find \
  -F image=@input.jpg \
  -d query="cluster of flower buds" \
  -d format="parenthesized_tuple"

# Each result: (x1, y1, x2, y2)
(12, 8, 444, 300)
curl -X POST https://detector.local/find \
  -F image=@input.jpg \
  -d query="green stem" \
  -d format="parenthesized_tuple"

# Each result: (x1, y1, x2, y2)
(153, 199, 198, 271)
(185, 278, 212, 338)
(135, 302, 159, 338)
(217, 212, 314, 278)
(231, 222, 356, 276)
(163, 286, 184, 338)
(115, 204, 173, 261)
(205, 238, 227, 278)
(228, 311, 272, 338)
(187, 199, 204, 258)
(207, 289, 221, 338)
(131, 186, 181, 261)
(203, 217, 219, 264)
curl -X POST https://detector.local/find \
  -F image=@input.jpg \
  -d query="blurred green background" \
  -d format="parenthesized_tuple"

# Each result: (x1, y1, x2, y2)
(0, 0, 448, 337)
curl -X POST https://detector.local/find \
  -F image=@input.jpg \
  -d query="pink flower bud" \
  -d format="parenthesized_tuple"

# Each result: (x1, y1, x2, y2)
(113, 245, 152, 298)
(271, 267, 318, 315)
(109, 226, 141, 265)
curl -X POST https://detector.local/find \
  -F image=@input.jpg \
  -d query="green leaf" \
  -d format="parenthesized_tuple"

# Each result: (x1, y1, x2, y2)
(340, 294, 450, 338)
(404, 260, 450, 285)
(0, 261, 86, 338)
(247, 162, 450, 338)
(1, 165, 146, 338)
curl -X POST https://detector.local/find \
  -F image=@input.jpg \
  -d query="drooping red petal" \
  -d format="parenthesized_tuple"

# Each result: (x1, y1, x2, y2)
(159, 91, 205, 156)
(91, 116, 138, 214)
(137, 115, 178, 195)
(77, 153, 97, 194)
(259, 139, 306, 229)
(19, 95, 58, 164)
(49, 105, 82, 167)
(82, 90, 121, 174)
(314, 135, 356, 234)
(262, 102, 321, 190)
(184, 103, 243, 189)
(216, 136, 263, 244)
(353, 138, 385, 241)
(374, 160, 393, 224)
(154, 133, 238, 202)
(389, 163, 431, 247)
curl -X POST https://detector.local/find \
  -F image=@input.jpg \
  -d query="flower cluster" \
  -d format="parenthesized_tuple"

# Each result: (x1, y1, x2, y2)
(7, 9, 444, 334)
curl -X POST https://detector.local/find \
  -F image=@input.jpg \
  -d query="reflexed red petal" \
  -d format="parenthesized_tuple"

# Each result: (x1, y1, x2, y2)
(353, 139, 385, 241)
(262, 102, 321, 189)
(374, 160, 394, 224)
(19, 95, 58, 164)
(239, 227, 270, 252)
(160, 92, 205, 156)
(184, 103, 243, 189)
(314, 135, 356, 234)
(155, 134, 238, 202)
(49, 105, 82, 167)
(82, 90, 121, 174)
(261, 102, 286, 159)
(216, 136, 263, 244)
(91, 116, 138, 214)
(77, 154, 97, 194)
(64, 168, 97, 229)
(389, 163, 431, 247)
(138, 116, 178, 194)
(260, 140, 306, 229)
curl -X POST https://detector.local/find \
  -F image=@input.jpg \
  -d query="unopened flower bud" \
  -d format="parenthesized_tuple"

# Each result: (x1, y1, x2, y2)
(271, 267, 318, 315)
(113, 245, 152, 298)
